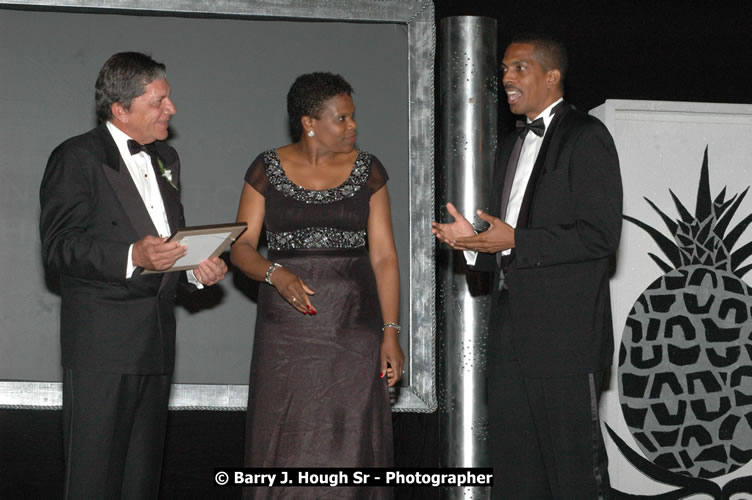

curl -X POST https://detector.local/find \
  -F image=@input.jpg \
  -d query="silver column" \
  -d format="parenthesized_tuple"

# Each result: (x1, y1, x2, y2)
(438, 16, 497, 500)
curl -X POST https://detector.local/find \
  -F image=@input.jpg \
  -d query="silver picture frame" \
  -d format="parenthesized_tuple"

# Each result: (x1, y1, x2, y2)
(0, 0, 436, 412)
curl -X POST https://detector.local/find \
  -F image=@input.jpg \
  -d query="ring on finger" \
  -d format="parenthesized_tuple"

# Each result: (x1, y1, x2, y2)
(291, 297, 297, 302)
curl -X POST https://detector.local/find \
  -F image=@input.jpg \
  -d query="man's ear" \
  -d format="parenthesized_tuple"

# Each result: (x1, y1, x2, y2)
(111, 102, 128, 124)
(546, 69, 561, 89)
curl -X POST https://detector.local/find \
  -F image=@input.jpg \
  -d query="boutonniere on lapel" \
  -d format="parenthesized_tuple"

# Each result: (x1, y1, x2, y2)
(156, 156, 178, 191)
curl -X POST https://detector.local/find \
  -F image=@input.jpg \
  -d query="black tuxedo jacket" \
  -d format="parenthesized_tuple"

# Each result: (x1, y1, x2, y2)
(40, 124, 187, 374)
(475, 102, 623, 377)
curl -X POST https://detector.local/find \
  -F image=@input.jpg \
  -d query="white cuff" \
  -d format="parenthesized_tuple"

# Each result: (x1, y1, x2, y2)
(126, 244, 136, 278)
(187, 269, 203, 289)
(463, 250, 478, 266)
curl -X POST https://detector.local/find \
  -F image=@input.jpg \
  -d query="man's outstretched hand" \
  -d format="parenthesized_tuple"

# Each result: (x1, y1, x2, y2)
(431, 203, 515, 253)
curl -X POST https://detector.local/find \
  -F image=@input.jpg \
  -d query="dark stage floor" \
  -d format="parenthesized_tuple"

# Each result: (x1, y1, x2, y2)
(0, 409, 438, 500)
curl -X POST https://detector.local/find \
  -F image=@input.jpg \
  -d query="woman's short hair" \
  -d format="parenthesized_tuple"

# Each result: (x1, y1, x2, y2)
(287, 72, 354, 141)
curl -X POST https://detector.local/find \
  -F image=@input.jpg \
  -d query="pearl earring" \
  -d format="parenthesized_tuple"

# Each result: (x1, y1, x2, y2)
(307, 130, 315, 137)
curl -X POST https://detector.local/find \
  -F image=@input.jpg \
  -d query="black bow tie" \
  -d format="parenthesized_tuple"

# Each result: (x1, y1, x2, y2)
(515, 117, 545, 138)
(127, 139, 157, 157)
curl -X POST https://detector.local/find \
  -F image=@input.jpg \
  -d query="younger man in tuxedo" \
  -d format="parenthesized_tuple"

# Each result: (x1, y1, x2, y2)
(433, 34, 622, 498)
(40, 52, 227, 499)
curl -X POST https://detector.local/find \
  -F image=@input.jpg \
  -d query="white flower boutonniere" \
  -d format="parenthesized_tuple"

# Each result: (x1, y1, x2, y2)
(156, 156, 178, 190)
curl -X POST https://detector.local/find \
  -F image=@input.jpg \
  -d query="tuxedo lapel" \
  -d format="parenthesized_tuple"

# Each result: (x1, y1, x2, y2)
(151, 145, 180, 234)
(516, 102, 570, 228)
(492, 134, 518, 218)
(499, 136, 523, 220)
(97, 127, 160, 239)
(150, 143, 182, 291)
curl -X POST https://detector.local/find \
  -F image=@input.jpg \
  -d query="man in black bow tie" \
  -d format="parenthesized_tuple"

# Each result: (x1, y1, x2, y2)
(39, 52, 227, 499)
(433, 34, 622, 498)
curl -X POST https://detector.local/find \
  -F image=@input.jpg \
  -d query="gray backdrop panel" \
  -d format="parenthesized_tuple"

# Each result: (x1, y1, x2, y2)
(0, 8, 409, 384)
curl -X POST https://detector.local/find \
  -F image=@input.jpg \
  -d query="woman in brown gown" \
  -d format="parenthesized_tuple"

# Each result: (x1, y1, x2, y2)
(231, 72, 404, 499)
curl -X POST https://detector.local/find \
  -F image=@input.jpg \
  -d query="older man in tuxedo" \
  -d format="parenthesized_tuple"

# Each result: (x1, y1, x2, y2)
(40, 52, 227, 499)
(433, 34, 622, 498)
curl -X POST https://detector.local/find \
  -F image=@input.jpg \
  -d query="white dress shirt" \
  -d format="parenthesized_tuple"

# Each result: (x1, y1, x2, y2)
(106, 122, 199, 285)
(466, 97, 564, 265)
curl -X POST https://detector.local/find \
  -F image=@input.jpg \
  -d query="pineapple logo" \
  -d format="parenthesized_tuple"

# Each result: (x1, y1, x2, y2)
(617, 147, 752, 485)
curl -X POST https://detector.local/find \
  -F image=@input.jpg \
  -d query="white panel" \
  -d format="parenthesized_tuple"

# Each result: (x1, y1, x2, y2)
(592, 100, 752, 496)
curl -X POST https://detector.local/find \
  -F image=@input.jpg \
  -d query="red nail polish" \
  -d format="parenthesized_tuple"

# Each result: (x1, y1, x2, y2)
(380, 372, 384, 378)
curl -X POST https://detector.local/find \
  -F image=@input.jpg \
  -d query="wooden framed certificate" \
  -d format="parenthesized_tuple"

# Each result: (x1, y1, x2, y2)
(141, 222, 247, 274)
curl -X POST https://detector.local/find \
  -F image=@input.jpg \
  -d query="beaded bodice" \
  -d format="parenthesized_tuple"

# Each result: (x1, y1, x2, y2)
(263, 149, 371, 204)
(244, 149, 388, 252)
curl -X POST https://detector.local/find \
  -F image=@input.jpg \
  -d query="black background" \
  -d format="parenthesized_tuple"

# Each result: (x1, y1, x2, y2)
(438, 0, 750, 120)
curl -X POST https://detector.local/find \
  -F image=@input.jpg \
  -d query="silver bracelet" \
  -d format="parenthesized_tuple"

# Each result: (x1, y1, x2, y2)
(264, 262, 283, 285)
(382, 322, 401, 334)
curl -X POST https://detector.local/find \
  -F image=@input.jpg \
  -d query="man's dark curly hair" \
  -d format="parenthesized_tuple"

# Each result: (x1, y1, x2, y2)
(287, 72, 354, 141)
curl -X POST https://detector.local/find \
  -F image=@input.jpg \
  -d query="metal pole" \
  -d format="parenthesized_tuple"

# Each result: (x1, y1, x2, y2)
(438, 15, 498, 500)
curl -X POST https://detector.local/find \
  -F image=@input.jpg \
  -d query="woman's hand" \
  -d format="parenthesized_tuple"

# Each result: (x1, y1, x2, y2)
(380, 330, 404, 387)
(271, 267, 316, 315)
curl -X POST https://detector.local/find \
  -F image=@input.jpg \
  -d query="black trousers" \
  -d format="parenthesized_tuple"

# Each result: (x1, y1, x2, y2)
(62, 368, 171, 500)
(487, 295, 610, 499)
